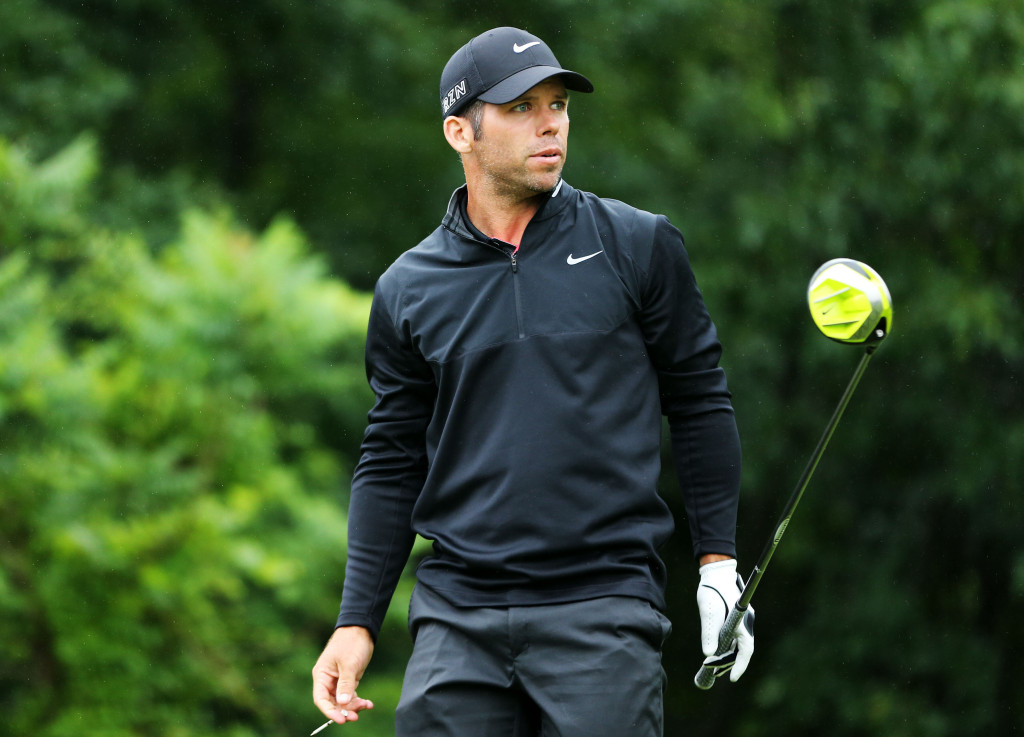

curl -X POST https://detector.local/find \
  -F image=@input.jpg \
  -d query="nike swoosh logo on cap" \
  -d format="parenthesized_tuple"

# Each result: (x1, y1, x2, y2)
(566, 250, 603, 265)
(513, 42, 541, 53)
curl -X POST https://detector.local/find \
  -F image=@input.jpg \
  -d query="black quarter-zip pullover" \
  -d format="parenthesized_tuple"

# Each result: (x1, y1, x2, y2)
(338, 180, 741, 639)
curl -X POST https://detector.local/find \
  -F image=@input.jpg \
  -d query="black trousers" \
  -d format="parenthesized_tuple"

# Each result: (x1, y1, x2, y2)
(395, 584, 672, 737)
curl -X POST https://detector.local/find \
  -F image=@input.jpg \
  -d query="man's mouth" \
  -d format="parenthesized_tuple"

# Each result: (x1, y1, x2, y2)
(531, 147, 563, 162)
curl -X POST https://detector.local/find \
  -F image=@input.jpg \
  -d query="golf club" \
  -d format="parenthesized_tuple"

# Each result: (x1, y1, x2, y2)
(694, 258, 893, 690)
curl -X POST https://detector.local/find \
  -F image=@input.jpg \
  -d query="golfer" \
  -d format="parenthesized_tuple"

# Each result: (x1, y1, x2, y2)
(313, 26, 754, 736)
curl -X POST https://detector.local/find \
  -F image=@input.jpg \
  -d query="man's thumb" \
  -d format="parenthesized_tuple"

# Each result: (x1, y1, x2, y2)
(336, 675, 358, 705)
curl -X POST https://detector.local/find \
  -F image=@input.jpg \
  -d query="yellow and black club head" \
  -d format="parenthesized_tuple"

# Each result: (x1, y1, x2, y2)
(807, 258, 893, 345)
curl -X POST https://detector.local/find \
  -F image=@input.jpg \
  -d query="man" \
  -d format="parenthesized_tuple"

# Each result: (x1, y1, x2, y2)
(313, 26, 754, 736)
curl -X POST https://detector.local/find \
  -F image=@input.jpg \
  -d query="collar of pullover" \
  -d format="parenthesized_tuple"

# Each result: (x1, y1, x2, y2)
(441, 178, 575, 243)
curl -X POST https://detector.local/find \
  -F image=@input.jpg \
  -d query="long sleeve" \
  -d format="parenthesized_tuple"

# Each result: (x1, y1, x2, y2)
(336, 283, 437, 640)
(638, 217, 741, 559)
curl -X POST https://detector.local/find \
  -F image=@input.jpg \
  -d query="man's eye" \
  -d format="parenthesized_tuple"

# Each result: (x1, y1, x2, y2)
(512, 103, 530, 112)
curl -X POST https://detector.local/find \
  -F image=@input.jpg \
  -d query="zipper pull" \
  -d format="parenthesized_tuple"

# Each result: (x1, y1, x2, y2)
(510, 252, 518, 273)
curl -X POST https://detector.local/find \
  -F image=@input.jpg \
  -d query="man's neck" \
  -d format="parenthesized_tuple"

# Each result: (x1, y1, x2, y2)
(464, 178, 549, 247)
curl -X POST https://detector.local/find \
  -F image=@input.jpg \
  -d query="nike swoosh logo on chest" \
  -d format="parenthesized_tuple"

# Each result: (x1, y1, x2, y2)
(566, 250, 604, 265)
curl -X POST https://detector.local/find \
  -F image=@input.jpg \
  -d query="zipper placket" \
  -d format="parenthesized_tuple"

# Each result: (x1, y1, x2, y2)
(484, 238, 525, 340)
(509, 250, 525, 339)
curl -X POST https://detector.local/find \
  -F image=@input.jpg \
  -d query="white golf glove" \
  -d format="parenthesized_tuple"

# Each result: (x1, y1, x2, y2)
(697, 559, 755, 683)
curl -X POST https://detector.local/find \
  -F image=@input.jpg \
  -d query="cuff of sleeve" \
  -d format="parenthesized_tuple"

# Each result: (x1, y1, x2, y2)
(693, 540, 737, 561)
(336, 613, 380, 643)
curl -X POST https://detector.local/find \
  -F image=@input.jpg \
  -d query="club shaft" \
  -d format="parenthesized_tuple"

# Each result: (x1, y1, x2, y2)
(739, 347, 874, 608)
(695, 347, 876, 689)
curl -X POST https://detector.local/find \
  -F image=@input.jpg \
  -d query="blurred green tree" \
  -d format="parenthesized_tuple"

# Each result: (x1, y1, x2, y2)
(0, 137, 412, 736)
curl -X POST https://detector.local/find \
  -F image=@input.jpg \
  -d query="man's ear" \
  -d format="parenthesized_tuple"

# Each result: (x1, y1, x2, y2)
(443, 115, 474, 155)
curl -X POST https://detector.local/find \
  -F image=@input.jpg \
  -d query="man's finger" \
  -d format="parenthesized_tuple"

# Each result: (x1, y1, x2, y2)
(313, 694, 346, 724)
(337, 694, 375, 714)
(334, 697, 375, 723)
(729, 631, 754, 681)
(314, 693, 374, 725)
(313, 671, 348, 723)
(727, 609, 755, 682)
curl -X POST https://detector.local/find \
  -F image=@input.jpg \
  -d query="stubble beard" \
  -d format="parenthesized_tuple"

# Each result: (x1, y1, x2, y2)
(474, 133, 565, 205)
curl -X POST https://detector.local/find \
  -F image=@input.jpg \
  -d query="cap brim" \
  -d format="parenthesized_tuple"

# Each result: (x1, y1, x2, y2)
(477, 66, 594, 105)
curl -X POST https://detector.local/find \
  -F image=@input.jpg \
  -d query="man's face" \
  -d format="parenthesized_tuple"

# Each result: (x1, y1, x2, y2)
(467, 77, 570, 199)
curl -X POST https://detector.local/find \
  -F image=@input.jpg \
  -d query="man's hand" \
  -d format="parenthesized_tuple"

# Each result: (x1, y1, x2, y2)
(312, 626, 376, 725)
(696, 559, 755, 683)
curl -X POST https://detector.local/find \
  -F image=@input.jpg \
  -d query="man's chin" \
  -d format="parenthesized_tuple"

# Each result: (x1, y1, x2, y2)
(527, 170, 564, 194)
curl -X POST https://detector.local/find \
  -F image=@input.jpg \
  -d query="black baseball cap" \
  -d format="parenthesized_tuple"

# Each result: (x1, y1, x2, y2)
(440, 27, 594, 118)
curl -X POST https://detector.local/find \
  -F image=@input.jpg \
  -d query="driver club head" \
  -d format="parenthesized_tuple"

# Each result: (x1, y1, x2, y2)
(807, 258, 893, 345)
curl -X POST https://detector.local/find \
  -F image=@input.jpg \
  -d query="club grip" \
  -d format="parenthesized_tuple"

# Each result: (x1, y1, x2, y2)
(694, 605, 746, 690)
(693, 663, 718, 690)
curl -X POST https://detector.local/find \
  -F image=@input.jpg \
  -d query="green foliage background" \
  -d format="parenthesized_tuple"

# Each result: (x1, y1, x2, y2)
(1, 1, 1022, 735)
